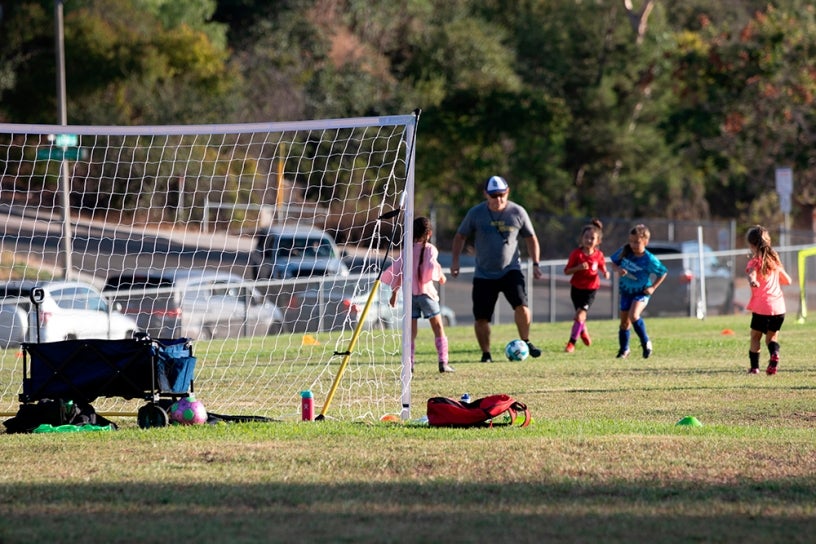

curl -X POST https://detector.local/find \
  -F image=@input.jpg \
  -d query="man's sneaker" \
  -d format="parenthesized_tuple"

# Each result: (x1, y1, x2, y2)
(616, 349, 630, 359)
(439, 362, 455, 373)
(480, 352, 493, 363)
(565, 342, 575, 353)
(748, 367, 760, 374)
(580, 330, 591, 346)
(642, 341, 653, 359)
(525, 341, 542, 358)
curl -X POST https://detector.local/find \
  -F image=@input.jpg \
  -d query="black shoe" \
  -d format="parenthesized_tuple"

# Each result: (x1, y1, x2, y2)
(480, 352, 493, 363)
(439, 362, 455, 373)
(616, 348, 630, 359)
(642, 341, 652, 359)
(525, 341, 542, 358)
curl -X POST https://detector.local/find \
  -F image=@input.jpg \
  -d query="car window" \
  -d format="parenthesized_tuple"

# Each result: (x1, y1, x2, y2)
(84, 290, 109, 312)
(50, 286, 108, 312)
(49, 287, 79, 310)
(211, 279, 242, 299)
(303, 238, 334, 258)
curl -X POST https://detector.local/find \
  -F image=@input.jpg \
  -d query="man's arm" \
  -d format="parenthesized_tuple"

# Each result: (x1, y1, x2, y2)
(451, 233, 466, 278)
(525, 235, 543, 280)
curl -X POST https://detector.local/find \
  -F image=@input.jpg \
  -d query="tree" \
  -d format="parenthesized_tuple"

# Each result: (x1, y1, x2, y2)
(663, 2, 816, 228)
(0, 0, 237, 124)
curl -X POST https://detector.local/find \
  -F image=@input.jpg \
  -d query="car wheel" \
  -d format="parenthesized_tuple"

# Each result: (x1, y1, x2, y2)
(254, 263, 273, 280)
(267, 321, 287, 335)
(197, 327, 213, 340)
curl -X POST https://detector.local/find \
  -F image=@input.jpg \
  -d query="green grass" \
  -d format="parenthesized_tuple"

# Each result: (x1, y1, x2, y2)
(1, 315, 815, 543)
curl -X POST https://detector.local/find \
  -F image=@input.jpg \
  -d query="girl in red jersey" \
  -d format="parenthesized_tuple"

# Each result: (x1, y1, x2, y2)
(563, 219, 610, 353)
(745, 225, 792, 375)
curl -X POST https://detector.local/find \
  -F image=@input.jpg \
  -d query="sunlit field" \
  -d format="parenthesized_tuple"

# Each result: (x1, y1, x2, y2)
(1, 314, 814, 543)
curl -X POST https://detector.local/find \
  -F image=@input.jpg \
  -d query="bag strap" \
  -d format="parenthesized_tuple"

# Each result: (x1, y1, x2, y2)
(487, 400, 531, 427)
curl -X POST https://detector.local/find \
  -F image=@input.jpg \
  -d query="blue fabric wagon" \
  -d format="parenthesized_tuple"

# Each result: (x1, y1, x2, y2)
(19, 335, 196, 428)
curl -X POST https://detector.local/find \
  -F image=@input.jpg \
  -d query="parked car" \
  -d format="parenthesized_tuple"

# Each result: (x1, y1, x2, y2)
(102, 269, 286, 340)
(284, 277, 456, 333)
(0, 280, 140, 347)
(645, 241, 734, 317)
(251, 224, 349, 280)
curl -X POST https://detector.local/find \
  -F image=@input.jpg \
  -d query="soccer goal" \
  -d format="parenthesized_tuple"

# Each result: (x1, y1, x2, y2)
(0, 112, 420, 422)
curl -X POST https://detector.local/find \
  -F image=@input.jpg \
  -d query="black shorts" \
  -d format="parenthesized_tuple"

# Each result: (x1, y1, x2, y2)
(472, 269, 528, 322)
(750, 313, 785, 333)
(570, 286, 597, 312)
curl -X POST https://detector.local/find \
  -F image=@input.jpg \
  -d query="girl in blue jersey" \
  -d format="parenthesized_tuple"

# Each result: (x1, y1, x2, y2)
(610, 224, 667, 359)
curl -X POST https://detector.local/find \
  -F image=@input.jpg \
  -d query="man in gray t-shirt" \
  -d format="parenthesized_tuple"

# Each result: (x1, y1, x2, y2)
(451, 175, 543, 362)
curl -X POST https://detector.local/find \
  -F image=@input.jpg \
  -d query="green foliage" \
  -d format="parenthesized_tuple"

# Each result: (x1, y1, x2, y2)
(2, 0, 816, 231)
(663, 3, 816, 226)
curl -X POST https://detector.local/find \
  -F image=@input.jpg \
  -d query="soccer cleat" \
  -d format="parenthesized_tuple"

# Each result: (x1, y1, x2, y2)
(748, 367, 760, 374)
(525, 341, 542, 358)
(616, 349, 630, 359)
(642, 341, 653, 359)
(439, 362, 455, 373)
(565, 342, 575, 353)
(580, 330, 591, 346)
(481, 352, 493, 363)
(767, 353, 779, 375)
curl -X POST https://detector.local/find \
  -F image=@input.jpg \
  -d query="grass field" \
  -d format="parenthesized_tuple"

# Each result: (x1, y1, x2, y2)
(1, 314, 814, 543)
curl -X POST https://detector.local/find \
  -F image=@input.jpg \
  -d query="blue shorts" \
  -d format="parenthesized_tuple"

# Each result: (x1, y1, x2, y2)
(619, 292, 650, 312)
(412, 294, 441, 320)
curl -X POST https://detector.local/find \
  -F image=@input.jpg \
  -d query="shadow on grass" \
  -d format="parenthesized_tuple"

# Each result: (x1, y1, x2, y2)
(1, 478, 814, 543)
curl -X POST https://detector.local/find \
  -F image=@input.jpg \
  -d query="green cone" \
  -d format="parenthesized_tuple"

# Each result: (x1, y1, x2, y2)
(676, 416, 702, 427)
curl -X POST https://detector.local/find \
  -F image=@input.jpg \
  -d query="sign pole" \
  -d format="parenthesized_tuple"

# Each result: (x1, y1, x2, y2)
(775, 167, 793, 272)
(55, 0, 73, 278)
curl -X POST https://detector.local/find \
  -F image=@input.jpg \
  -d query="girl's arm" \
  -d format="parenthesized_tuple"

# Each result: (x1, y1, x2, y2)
(779, 267, 792, 286)
(746, 259, 759, 288)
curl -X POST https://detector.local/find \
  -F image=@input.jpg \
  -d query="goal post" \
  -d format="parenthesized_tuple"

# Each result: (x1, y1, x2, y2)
(0, 112, 419, 422)
(796, 246, 816, 323)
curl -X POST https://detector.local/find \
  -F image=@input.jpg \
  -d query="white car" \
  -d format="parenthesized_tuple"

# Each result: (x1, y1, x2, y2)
(0, 280, 140, 347)
(103, 269, 287, 340)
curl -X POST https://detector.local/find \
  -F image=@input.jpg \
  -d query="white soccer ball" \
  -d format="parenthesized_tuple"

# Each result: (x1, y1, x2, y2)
(505, 339, 530, 362)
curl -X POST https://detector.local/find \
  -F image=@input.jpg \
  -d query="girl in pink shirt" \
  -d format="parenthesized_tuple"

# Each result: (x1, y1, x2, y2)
(382, 217, 453, 373)
(745, 225, 791, 375)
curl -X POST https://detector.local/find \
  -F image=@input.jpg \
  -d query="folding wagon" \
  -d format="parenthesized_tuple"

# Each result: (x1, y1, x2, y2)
(19, 335, 196, 428)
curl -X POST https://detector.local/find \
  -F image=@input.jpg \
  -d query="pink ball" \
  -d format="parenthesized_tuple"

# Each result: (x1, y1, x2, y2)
(170, 396, 208, 425)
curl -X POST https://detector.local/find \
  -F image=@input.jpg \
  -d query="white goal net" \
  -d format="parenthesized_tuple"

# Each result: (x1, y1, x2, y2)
(0, 113, 419, 423)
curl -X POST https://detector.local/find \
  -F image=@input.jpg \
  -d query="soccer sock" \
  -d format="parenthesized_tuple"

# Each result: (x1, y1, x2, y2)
(768, 341, 780, 362)
(632, 318, 648, 345)
(749, 350, 760, 369)
(435, 336, 448, 363)
(618, 329, 630, 351)
(570, 320, 582, 342)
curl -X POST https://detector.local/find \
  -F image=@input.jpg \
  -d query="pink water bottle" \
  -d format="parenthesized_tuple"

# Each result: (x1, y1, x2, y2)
(300, 390, 314, 421)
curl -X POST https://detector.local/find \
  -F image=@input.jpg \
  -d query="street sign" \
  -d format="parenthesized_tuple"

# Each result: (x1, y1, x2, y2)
(775, 167, 793, 214)
(36, 147, 85, 161)
(53, 134, 78, 147)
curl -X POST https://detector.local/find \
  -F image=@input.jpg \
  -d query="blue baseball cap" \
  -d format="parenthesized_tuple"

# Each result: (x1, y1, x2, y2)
(485, 175, 509, 195)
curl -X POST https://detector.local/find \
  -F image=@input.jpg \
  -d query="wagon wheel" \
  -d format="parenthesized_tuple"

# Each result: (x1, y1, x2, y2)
(137, 403, 169, 429)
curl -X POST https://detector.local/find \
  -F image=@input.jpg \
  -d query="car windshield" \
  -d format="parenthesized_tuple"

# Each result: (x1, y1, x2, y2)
(278, 236, 335, 258)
